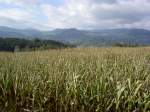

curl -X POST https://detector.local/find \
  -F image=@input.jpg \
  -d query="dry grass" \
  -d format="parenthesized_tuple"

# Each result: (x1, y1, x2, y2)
(0, 47, 150, 112)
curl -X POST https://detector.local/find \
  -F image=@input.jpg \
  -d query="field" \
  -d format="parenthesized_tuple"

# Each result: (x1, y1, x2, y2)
(0, 47, 150, 112)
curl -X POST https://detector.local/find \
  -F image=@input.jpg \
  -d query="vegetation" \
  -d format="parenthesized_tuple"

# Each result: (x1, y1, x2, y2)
(0, 37, 73, 52)
(112, 42, 140, 47)
(1, 26, 150, 47)
(0, 48, 150, 112)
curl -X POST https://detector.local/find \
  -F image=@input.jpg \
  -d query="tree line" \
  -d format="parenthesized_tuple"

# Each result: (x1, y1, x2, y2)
(0, 37, 74, 52)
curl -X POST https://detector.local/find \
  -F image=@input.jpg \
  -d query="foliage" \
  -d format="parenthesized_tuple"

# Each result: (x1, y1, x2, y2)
(0, 48, 150, 112)
(112, 42, 139, 47)
(0, 37, 73, 52)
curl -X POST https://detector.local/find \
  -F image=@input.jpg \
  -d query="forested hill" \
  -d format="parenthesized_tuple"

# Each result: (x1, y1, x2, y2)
(0, 37, 74, 52)
(1, 26, 150, 47)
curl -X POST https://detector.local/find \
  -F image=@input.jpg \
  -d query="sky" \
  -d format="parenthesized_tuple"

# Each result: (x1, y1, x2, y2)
(0, 0, 150, 30)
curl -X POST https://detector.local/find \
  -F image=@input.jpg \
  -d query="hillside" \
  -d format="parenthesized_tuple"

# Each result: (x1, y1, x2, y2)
(1, 26, 150, 46)
(0, 37, 72, 52)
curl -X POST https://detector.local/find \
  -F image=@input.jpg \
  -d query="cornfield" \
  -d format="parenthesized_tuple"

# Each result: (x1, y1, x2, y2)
(0, 47, 150, 112)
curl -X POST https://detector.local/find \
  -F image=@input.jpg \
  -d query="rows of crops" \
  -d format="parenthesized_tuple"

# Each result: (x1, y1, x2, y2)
(0, 48, 150, 112)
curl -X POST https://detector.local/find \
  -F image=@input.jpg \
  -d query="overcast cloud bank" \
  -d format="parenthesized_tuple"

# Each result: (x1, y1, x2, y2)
(0, 0, 150, 30)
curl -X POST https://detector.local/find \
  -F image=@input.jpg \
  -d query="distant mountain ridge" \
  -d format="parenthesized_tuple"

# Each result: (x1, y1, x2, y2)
(1, 26, 150, 46)
(0, 26, 42, 39)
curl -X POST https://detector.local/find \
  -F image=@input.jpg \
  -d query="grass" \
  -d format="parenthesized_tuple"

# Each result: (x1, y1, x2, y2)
(0, 47, 150, 112)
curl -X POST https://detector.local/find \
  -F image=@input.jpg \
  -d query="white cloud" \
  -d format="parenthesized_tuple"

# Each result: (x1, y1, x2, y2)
(0, 0, 150, 30)
(40, 0, 150, 29)
(0, 8, 32, 20)
(0, 0, 37, 5)
(41, 0, 95, 29)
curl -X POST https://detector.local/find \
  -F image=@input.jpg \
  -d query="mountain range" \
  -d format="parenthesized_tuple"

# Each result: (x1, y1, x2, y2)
(1, 26, 150, 47)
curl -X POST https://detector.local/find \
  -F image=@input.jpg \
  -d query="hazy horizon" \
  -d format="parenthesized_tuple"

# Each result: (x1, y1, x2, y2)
(0, 0, 150, 30)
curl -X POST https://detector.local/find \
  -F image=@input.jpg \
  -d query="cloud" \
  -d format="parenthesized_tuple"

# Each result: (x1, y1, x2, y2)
(0, 0, 38, 5)
(87, 0, 118, 4)
(0, 8, 32, 20)
(40, 0, 150, 29)
(0, 0, 150, 30)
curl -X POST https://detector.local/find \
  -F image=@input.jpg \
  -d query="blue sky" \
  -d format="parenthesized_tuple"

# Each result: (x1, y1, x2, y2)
(39, 0, 64, 6)
(0, 0, 150, 30)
